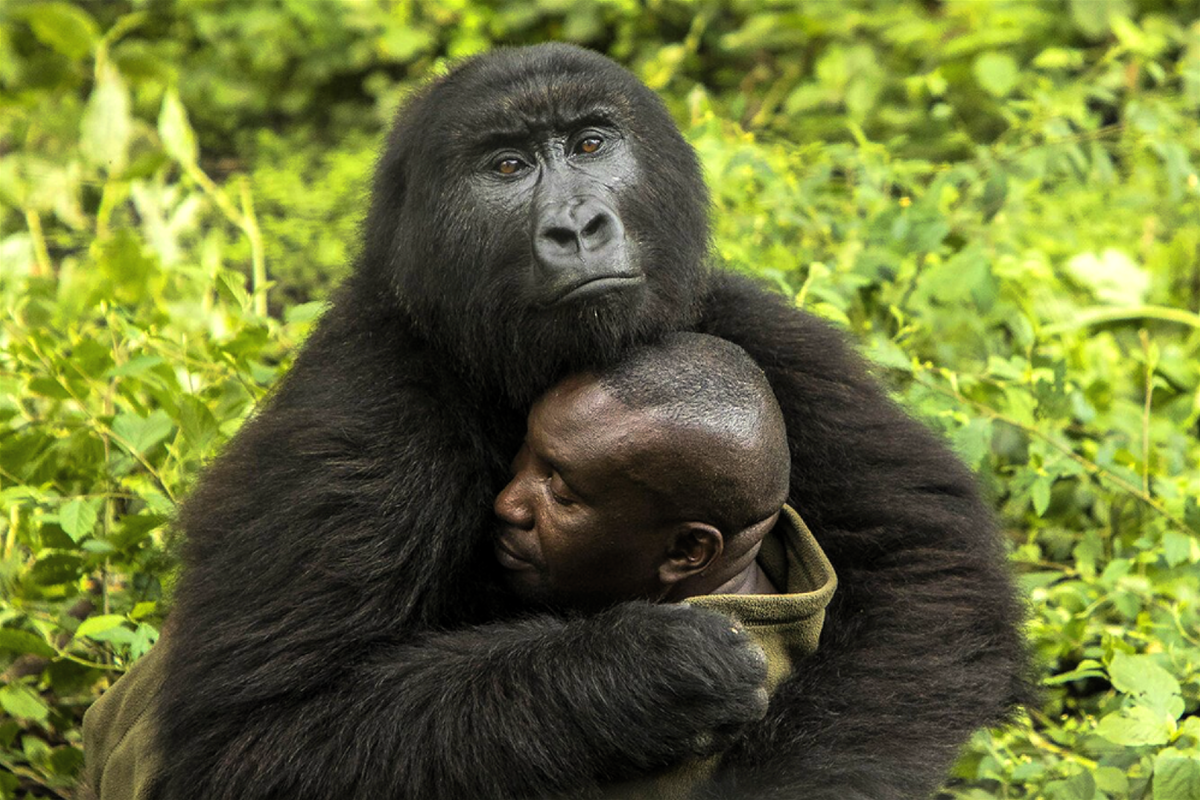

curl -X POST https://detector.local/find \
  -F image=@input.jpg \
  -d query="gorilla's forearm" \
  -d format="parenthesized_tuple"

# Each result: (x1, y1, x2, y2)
(159, 604, 765, 800)
(695, 271, 1031, 798)
(313, 605, 762, 800)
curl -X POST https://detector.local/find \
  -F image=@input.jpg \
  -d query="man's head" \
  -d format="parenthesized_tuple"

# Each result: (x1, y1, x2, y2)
(493, 332, 790, 611)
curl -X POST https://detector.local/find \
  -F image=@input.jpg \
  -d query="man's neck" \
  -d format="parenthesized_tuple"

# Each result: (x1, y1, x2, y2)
(710, 561, 777, 596)
(670, 548, 778, 600)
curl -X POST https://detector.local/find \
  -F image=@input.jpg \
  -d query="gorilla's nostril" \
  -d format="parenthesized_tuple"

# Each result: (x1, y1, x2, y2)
(581, 214, 608, 240)
(542, 226, 578, 252)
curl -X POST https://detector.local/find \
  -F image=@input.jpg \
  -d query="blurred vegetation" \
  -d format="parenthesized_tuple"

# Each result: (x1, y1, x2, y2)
(1, 0, 1199, 797)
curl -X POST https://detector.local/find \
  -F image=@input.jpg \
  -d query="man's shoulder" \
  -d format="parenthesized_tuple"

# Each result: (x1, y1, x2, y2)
(81, 642, 169, 800)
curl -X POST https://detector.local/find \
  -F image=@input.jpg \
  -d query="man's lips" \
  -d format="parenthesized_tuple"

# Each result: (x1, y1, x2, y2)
(494, 533, 537, 571)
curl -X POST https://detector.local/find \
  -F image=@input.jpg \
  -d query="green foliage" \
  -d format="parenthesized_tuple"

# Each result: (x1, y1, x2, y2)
(2, 0, 1199, 797)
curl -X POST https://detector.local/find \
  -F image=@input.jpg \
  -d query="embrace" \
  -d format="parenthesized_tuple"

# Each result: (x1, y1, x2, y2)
(82, 44, 1029, 800)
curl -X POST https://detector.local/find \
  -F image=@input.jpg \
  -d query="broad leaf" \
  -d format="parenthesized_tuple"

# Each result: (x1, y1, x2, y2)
(0, 685, 50, 723)
(80, 61, 132, 174)
(75, 615, 128, 640)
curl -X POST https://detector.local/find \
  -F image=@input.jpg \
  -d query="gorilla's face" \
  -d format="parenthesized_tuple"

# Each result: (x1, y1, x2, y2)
(361, 44, 711, 404)
(471, 120, 641, 309)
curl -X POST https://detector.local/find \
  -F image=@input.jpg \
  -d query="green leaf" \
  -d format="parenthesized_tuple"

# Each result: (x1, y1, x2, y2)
(129, 623, 159, 660)
(973, 53, 1020, 98)
(130, 602, 157, 620)
(1162, 531, 1195, 567)
(953, 418, 993, 469)
(1154, 752, 1200, 800)
(29, 552, 84, 586)
(1180, 718, 1200, 747)
(1064, 249, 1149, 305)
(980, 170, 1008, 221)
(85, 625, 136, 645)
(0, 685, 49, 723)
(176, 395, 219, 454)
(158, 88, 199, 166)
(1032, 48, 1085, 70)
(28, 376, 72, 400)
(22, 2, 100, 59)
(95, 228, 160, 306)
(59, 497, 102, 542)
(378, 25, 436, 62)
(1074, 531, 1104, 580)
(48, 745, 85, 779)
(1044, 770, 1096, 800)
(1096, 705, 1174, 747)
(105, 355, 166, 379)
(216, 270, 252, 311)
(75, 614, 127, 640)
(284, 301, 328, 324)
(80, 60, 132, 174)
(1031, 475, 1053, 517)
(22, 735, 51, 766)
(112, 409, 174, 455)
(0, 629, 56, 659)
(110, 511, 166, 550)
(1069, 0, 1132, 39)
(1108, 652, 1182, 718)
(1094, 766, 1129, 796)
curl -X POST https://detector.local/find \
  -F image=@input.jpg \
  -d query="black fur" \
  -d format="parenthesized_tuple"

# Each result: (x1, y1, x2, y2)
(157, 44, 1029, 799)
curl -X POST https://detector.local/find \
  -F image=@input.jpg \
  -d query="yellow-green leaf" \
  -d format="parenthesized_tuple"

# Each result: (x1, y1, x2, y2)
(80, 60, 132, 173)
(22, 2, 99, 60)
(75, 614, 128, 640)
(59, 497, 101, 542)
(0, 684, 50, 723)
(973, 53, 1020, 98)
(158, 88, 199, 166)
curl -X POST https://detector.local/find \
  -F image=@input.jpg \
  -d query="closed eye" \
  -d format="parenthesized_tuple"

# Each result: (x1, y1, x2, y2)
(548, 473, 578, 506)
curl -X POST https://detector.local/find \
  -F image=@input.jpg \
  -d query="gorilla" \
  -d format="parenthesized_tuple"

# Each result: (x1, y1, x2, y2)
(157, 44, 1028, 799)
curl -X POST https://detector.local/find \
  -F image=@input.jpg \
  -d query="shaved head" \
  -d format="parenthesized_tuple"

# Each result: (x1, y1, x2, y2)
(594, 332, 790, 532)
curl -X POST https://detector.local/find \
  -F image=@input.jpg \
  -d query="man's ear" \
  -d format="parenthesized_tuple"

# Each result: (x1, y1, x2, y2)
(658, 523, 723, 585)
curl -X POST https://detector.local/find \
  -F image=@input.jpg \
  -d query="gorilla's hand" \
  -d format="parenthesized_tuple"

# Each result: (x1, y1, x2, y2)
(560, 603, 771, 767)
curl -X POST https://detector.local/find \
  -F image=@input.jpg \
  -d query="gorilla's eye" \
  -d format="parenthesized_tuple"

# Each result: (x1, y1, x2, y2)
(496, 157, 525, 176)
(577, 136, 603, 155)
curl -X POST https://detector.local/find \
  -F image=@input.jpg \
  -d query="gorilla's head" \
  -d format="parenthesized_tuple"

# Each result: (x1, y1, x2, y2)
(359, 44, 711, 404)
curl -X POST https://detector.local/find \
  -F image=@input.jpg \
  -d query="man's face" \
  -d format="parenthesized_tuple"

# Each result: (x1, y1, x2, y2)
(492, 374, 679, 610)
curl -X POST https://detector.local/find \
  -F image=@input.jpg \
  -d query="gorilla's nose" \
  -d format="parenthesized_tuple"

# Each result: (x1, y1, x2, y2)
(534, 197, 624, 270)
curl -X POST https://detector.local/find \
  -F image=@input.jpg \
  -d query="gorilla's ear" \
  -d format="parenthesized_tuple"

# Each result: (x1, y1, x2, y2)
(659, 523, 723, 585)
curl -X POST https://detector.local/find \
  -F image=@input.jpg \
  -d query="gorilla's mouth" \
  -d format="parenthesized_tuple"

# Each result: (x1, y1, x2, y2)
(551, 274, 645, 306)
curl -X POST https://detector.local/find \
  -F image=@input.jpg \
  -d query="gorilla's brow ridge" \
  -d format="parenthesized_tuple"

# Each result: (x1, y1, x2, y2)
(467, 103, 622, 148)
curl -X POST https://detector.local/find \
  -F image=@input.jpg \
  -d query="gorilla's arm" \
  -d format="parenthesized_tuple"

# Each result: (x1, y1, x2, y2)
(155, 304, 766, 800)
(695, 271, 1031, 799)
(165, 605, 764, 799)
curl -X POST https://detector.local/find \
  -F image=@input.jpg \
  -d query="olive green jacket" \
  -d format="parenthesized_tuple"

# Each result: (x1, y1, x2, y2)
(79, 639, 166, 800)
(603, 504, 838, 800)
(79, 506, 835, 800)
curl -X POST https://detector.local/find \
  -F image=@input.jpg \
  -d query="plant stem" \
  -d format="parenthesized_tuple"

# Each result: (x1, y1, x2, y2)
(25, 209, 52, 277)
(240, 177, 267, 317)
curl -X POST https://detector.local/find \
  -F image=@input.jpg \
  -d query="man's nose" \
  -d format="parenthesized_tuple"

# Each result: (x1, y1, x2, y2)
(494, 477, 533, 529)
